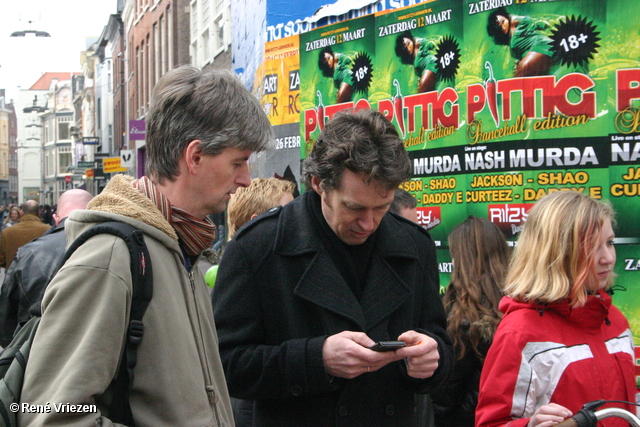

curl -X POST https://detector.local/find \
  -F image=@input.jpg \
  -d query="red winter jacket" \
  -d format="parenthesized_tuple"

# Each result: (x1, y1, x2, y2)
(476, 290, 636, 427)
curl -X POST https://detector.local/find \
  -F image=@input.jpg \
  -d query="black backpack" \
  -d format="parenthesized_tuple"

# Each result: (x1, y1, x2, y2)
(0, 221, 153, 427)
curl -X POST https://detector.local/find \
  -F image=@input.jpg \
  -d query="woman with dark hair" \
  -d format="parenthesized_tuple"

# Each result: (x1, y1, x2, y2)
(431, 216, 509, 426)
(394, 30, 438, 93)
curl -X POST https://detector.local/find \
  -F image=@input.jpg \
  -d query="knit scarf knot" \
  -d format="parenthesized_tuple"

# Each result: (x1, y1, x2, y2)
(133, 176, 216, 256)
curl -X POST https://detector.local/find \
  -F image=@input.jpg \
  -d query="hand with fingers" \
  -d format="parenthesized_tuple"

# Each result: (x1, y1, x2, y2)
(395, 330, 440, 379)
(527, 403, 573, 427)
(322, 331, 404, 379)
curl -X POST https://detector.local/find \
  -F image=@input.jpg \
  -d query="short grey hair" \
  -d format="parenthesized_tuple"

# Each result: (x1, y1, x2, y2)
(389, 188, 417, 214)
(146, 65, 274, 183)
(302, 109, 411, 191)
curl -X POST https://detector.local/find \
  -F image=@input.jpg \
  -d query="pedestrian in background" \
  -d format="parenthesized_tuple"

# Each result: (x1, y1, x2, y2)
(203, 177, 296, 288)
(227, 177, 295, 239)
(476, 191, 636, 427)
(0, 189, 93, 346)
(432, 215, 509, 427)
(0, 201, 50, 268)
(40, 204, 55, 226)
(0, 204, 12, 223)
(2, 206, 21, 230)
(389, 187, 418, 223)
(218, 176, 296, 424)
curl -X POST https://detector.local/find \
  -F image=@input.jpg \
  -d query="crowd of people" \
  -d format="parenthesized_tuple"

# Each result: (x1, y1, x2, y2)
(0, 65, 633, 427)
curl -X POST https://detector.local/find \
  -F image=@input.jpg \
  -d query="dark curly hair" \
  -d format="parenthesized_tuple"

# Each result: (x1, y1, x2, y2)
(318, 46, 335, 77)
(302, 109, 411, 192)
(487, 7, 511, 45)
(394, 31, 415, 65)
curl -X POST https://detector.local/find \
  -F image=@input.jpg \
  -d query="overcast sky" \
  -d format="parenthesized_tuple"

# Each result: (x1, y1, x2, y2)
(0, 0, 116, 101)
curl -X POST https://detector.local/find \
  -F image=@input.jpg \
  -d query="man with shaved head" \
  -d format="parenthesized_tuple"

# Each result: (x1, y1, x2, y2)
(0, 189, 93, 346)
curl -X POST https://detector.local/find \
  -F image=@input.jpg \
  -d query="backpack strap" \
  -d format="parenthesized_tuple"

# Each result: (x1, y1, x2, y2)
(63, 221, 153, 426)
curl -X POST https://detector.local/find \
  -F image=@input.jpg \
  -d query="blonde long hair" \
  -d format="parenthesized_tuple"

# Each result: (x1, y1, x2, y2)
(504, 191, 615, 307)
(3, 207, 20, 225)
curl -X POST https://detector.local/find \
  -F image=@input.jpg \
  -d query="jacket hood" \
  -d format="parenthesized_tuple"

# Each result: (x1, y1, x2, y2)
(499, 290, 612, 329)
(86, 174, 178, 240)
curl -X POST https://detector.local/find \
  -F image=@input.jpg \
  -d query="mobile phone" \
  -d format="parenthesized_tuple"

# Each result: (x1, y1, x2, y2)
(369, 341, 406, 352)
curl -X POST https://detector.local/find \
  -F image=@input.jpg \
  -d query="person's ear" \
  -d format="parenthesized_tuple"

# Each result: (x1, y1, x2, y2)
(310, 176, 323, 195)
(250, 213, 258, 220)
(184, 140, 203, 175)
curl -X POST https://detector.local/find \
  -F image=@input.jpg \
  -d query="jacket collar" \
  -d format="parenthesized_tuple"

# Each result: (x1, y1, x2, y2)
(273, 192, 419, 331)
(500, 290, 612, 330)
(87, 174, 178, 240)
(19, 214, 43, 223)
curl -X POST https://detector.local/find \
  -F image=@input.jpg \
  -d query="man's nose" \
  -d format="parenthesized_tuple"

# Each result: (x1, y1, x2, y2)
(358, 210, 375, 231)
(236, 163, 251, 188)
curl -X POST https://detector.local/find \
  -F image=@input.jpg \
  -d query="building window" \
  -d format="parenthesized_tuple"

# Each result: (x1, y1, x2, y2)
(45, 150, 54, 177)
(213, 0, 227, 54)
(154, 22, 160, 85)
(57, 116, 73, 141)
(58, 146, 72, 173)
(202, 29, 210, 62)
(160, 15, 166, 75)
(167, 4, 173, 68)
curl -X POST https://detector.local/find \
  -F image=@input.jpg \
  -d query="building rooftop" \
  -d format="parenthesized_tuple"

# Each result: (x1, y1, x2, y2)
(29, 72, 81, 90)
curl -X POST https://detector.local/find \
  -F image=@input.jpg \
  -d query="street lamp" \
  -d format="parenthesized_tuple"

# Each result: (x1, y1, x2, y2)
(9, 21, 50, 38)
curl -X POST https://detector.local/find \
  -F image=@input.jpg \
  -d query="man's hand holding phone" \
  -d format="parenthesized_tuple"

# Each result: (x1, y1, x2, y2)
(322, 330, 440, 380)
(322, 331, 405, 379)
(395, 330, 440, 379)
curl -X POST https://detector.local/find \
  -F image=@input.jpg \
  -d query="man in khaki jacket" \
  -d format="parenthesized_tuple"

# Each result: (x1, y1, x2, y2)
(20, 66, 273, 426)
(0, 200, 50, 268)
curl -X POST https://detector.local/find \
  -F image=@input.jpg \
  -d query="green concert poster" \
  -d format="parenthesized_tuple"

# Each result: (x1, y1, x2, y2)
(375, 1, 466, 245)
(299, 14, 376, 159)
(605, 0, 640, 241)
(374, 1, 463, 151)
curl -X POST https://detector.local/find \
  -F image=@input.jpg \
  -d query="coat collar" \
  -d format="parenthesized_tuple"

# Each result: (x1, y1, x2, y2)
(500, 290, 612, 331)
(272, 192, 420, 331)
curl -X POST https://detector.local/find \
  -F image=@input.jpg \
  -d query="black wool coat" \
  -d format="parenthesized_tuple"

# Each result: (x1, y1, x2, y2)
(212, 191, 454, 427)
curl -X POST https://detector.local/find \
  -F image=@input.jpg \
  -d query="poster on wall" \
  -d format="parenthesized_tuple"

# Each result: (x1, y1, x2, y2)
(248, 122, 303, 198)
(263, 0, 640, 368)
(250, 36, 303, 189)
(256, 36, 302, 126)
(375, 1, 465, 244)
(602, 0, 640, 353)
(300, 14, 377, 155)
(391, 0, 640, 251)
(294, 0, 640, 245)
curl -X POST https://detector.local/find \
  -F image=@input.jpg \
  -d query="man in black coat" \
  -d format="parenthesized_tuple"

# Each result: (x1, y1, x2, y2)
(212, 109, 453, 426)
(0, 189, 93, 346)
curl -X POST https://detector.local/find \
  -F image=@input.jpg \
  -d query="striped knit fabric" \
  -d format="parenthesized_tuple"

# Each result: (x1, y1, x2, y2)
(133, 176, 216, 256)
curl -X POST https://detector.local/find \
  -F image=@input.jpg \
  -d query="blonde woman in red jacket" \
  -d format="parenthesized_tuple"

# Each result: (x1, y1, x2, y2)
(476, 191, 636, 427)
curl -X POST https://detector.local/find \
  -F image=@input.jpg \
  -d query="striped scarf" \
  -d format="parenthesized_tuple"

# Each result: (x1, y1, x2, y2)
(133, 176, 216, 256)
